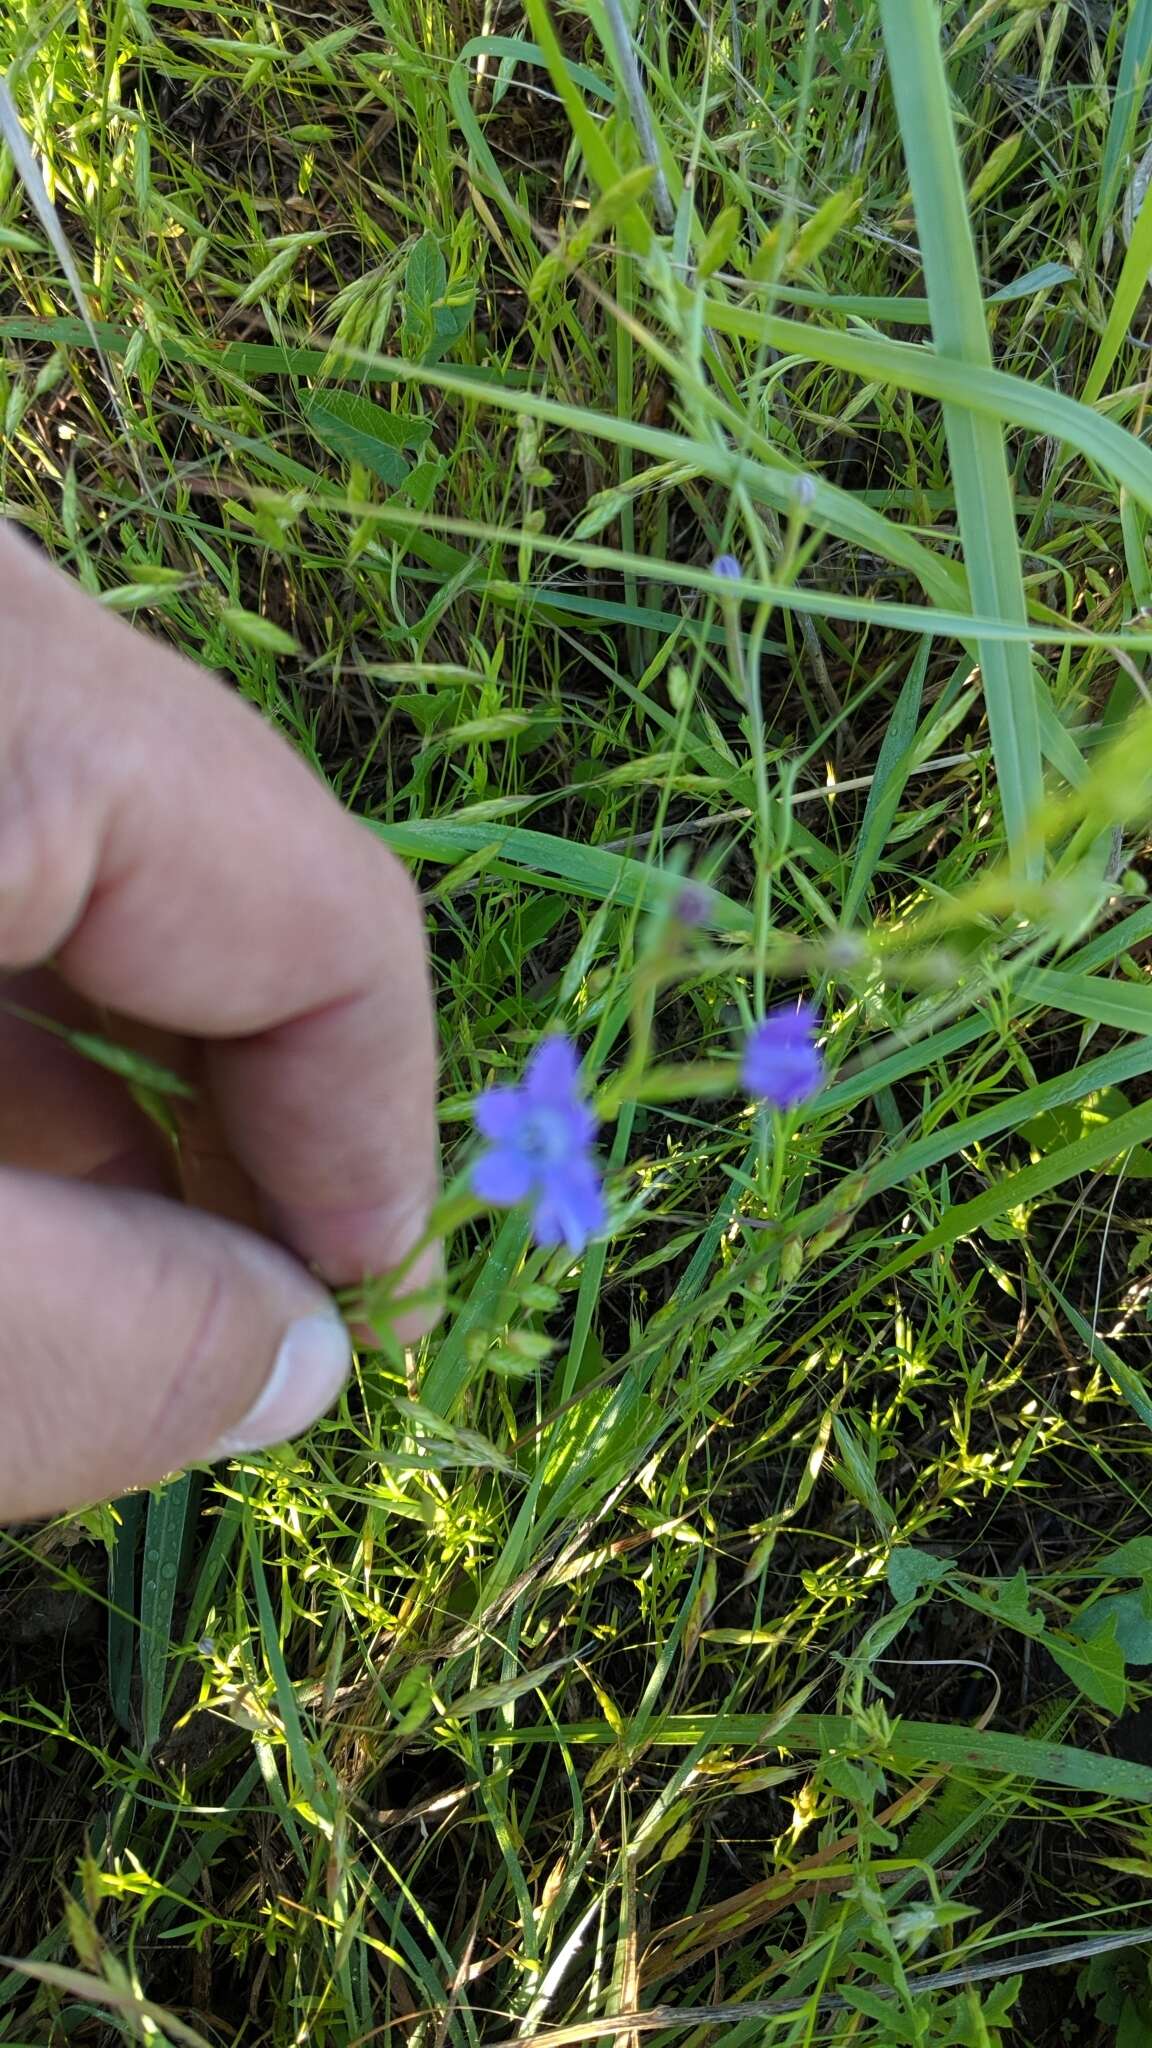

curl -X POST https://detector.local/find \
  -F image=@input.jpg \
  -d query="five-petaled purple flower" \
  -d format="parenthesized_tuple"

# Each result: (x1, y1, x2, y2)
(472, 1037, 605, 1253)
(743, 1003, 823, 1110)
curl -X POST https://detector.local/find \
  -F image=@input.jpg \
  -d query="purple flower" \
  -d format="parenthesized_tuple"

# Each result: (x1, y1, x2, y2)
(472, 1037, 605, 1253)
(742, 1003, 823, 1110)
(712, 553, 743, 580)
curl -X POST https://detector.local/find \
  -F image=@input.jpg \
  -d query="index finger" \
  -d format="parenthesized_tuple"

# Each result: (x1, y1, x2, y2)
(0, 527, 440, 1311)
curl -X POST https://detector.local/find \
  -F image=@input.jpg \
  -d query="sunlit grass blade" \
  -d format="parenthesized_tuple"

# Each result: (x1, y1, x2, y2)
(139, 1473, 194, 1754)
(487, 1711, 1152, 1797)
(1083, 170, 1152, 403)
(878, 0, 1042, 874)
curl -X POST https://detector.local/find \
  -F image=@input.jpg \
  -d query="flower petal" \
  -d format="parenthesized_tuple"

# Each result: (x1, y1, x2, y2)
(523, 1034, 580, 1104)
(743, 1024, 823, 1109)
(471, 1146, 534, 1205)
(474, 1086, 527, 1141)
(755, 1001, 817, 1046)
(531, 1161, 606, 1253)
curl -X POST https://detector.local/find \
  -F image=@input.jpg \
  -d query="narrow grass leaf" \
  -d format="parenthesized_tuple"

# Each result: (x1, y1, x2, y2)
(107, 1493, 144, 1731)
(491, 1713, 1152, 1796)
(139, 1473, 195, 1753)
(842, 640, 928, 921)
(855, 1094, 1152, 1300)
(878, 0, 1041, 873)
(374, 818, 750, 930)
(701, 300, 1152, 513)
(1083, 169, 1152, 403)
(1051, 1286, 1152, 1437)
(1023, 967, 1152, 1036)
(1098, 0, 1152, 236)
(245, 1520, 325, 1813)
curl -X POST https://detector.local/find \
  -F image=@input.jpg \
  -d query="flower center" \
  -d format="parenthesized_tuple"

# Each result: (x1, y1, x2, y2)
(518, 1107, 573, 1168)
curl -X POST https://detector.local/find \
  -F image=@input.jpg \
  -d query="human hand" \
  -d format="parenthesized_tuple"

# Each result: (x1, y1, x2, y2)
(0, 524, 439, 1520)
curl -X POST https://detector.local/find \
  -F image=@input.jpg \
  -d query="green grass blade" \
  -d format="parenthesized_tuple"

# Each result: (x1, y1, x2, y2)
(106, 1490, 142, 1728)
(139, 1473, 195, 1753)
(1083, 170, 1152, 403)
(841, 640, 928, 923)
(798, 1031, 1152, 1243)
(878, 0, 1041, 872)
(1050, 1286, 1152, 1435)
(486, 1713, 1152, 1797)
(373, 818, 751, 927)
(107, 1492, 144, 1731)
(520, 0, 650, 251)
(700, 300, 1152, 513)
(245, 1518, 326, 1813)
(1097, 0, 1152, 239)
(354, 349, 970, 610)
(850, 1092, 1152, 1303)
(1023, 966, 1152, 1034)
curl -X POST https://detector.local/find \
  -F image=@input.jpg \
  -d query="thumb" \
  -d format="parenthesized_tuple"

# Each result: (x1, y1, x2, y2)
(0, 1169, 351, 1520)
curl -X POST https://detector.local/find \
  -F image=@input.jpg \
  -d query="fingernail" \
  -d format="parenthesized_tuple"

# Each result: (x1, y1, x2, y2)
(211, 1311, 351, 1456)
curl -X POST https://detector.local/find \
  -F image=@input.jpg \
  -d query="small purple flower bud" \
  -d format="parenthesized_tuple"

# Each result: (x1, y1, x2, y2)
(742, 1002, 824, 1110)
(471, 1036, 605, 1254)
(672, 880, 714, 928)
(792, 473, 817, 510)
(711, 553, 743, 581)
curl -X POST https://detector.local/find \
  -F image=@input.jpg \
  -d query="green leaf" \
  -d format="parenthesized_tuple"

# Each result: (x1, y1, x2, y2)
(1021, 1086, 1152, 1180)
(987, 262, 1075, 303)
(1098, 1538, 1152, 1580)
(840, 1987, 918, 2040)
(699, 297, 1152, 521)
(426, 296, 474, 363)
(521, 0, 650, 255)
(842, 640, 928, 922)
(985, 1568, 1043, 1636)
(1024, 971, 1152, 1041)
(983, 1978, 1024, 2026)
(404, 230, 446, 314)
(1052, 1286, 1152, 1437)
(1046, 1616, 1128, 1714)
(816, 1094, 1152, 1352)
(302, 388, 427, 487)
(887, 1548, 954, 1604)
(107, 1493, 144, 1731)
(64, 1029, 195, 1099)
(1077, 1591, 1152, 1667)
